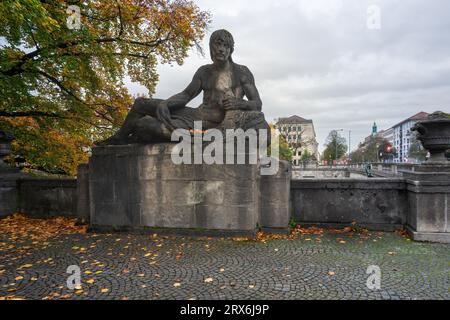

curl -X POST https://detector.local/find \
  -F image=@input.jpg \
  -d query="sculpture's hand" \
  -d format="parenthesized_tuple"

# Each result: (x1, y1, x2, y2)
(156, 101, 174, 130)
(223, 97, 247, 111)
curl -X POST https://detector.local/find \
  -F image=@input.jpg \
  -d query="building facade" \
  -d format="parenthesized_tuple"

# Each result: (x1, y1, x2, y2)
(275, 115, 319, 166)
(379, 127, 394, 144)
(357, 113, 428, 163)
(390, 112, 428, 163)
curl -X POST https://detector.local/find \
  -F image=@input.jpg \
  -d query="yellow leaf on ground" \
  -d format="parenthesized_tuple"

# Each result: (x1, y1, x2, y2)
(173, 282, 181, 287)
(15, 276, 24, 281)
(20, 264, 33, 269)
(86, 279, 95, 284)
(204, 277, 213, 283)
(100, 288, 109, 293)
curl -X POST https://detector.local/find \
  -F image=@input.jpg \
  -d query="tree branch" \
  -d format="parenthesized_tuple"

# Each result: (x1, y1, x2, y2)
(0, 111, 66, 118)
(34, 69, 85, 104)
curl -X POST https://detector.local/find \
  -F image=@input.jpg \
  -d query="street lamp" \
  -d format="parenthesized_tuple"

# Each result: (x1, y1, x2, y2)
(348, 130, 351, 162)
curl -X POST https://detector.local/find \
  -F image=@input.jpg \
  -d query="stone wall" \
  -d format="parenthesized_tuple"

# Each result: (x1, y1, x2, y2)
(0, 177, 18, 217)
(291, 178, 408, 230)
(1, 156, 448, 243)
(293, 168, 352, 179)
(18, 178, 77, 218)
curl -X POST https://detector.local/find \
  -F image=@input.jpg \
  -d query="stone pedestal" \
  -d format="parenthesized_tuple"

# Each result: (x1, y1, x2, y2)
(260, 160, 291, 233)
(88, 144, 280, 236)
(403, 164, 450, 243)
(76, 164, 90, 223)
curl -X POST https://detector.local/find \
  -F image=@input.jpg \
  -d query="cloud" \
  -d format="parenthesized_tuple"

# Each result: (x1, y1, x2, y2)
(128, 0, 450, 152)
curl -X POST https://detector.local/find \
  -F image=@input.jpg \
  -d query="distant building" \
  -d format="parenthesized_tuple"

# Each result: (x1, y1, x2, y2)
(362, 122, 379, 145)
(275, 115, 319, 166)
(359, 114, 427, 163)
(379, 127, 394, 144)
(391, 111, 429, 163)
(372, 122, 378, 137)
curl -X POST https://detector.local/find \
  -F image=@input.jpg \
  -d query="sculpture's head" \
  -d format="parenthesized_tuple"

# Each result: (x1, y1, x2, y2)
(209, 29, 234, 63)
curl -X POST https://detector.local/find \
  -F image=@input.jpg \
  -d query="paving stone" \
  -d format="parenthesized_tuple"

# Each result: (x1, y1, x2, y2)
(0, 232, 449, 300)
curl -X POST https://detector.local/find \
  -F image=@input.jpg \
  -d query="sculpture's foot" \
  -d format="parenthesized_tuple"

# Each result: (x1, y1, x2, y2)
(94, 135, 128, 146)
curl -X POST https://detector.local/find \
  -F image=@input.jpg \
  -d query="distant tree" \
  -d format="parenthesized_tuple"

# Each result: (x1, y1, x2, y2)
(300, 149, 313, 162)
(350, 136, 396, 163)
(322, 130, 347, 161)
(350, 144, 366, 163)
(0, 0, 210, 175)
(279, 134, 293, 162)
(269, 123, 293, 162)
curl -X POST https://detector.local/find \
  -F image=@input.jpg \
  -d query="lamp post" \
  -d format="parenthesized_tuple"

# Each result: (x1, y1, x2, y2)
(348, 130, 351, 162)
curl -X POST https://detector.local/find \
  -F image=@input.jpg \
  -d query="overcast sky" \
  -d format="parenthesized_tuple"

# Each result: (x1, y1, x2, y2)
(128, 0, 450, 152)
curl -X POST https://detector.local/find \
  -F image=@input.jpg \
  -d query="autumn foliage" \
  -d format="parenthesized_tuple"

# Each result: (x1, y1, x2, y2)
(0, 213, 87, 243)
(0, 0, 210, 175)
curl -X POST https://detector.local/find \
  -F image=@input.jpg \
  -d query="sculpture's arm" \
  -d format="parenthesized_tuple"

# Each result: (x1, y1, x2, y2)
(241, 67, 262, 111)
(164, 69, 203, 110)
(223, 66, 262, 112)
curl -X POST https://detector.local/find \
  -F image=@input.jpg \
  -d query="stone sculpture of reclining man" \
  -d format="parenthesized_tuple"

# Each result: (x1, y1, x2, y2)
(98, 29, 269, 145)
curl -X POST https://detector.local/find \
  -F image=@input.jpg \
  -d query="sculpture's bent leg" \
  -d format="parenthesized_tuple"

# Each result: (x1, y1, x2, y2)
(97, 98, 163, 145)
(133, 116, 172, 143)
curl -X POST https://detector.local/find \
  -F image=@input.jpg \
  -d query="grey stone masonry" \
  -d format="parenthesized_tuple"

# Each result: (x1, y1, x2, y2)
(0, 176, 18, 218)
(0, 169, 27, 218)
(88, 144, 286, 234)
(76, 164, 90, 222)
(402, 163, 450, 243)
(291, 178, 408, 231)
(260, 160, 291, 232)
(19, 178, 77, 218)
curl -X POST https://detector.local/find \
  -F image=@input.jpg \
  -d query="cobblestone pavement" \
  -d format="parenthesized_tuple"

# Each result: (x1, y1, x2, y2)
(1, 231, 449, 300)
